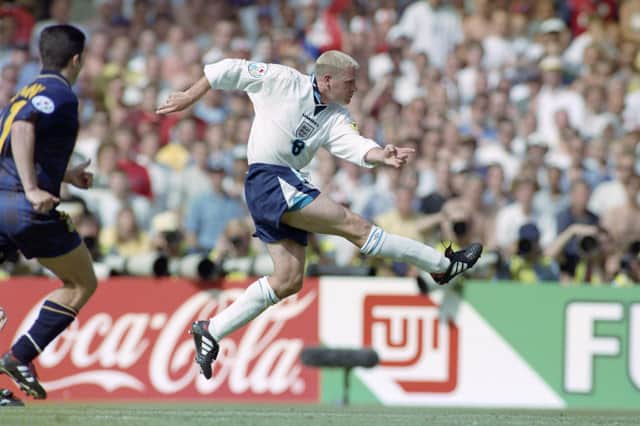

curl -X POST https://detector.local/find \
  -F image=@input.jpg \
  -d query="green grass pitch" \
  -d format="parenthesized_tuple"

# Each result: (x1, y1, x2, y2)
(1, 404, 640, 426)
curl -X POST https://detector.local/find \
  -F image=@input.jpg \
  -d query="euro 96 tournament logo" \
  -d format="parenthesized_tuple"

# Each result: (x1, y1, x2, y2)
(363, 295, 459, 393)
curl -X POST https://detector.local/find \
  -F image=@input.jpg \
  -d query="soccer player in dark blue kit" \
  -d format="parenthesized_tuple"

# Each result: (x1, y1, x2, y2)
(0, 25, 97, 400)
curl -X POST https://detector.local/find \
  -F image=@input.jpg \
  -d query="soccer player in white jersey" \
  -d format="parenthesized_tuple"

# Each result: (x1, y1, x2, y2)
(157, 51, 483, 379)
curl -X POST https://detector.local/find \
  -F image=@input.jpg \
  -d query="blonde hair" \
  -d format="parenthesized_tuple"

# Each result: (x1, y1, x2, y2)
(315, 50, 359, 78)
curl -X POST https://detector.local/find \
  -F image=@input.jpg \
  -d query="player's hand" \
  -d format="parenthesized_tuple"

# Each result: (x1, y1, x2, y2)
(65, 159, 93, 189)
(25, 188, 59, 214)
(156, 91, 194, 114)
(382, 144, 415, 168)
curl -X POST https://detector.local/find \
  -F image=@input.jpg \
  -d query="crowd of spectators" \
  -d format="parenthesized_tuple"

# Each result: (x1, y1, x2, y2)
(2, 0, 640, 286)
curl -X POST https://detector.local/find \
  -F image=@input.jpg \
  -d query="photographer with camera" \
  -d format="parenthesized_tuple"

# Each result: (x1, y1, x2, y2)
(548, 178, 611, 284)
(212, 219, 256, 263)
(545, 222, 615, 284)
(600, 173, 640, 273)
(503, 223, 560, 284)
(416, 174, 496, 280)
(494, 174, 557, 259)
(614, 241, 640, 287)
(437, 174, 493, 246)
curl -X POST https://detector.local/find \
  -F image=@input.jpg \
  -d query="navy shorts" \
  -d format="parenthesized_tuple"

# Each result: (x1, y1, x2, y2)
(0, 191, 81, 259)
(244, 163, 320, 246)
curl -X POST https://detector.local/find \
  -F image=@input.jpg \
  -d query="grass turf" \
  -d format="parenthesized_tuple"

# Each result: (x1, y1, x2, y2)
(1, 404, 640, 426)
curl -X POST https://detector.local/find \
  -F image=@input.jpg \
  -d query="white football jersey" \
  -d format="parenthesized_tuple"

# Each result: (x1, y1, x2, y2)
(203, 59, 380, 171)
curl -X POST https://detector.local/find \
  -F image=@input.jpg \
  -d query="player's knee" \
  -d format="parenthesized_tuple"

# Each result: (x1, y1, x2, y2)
(82, 274, 98, 298)
(279, 277, 303, 298)
(273, 270, 304, 299)
(71, 273, 98, 299)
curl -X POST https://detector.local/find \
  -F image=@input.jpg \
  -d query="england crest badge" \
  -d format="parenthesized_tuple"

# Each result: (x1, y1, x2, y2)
(295, 114, 319, 140)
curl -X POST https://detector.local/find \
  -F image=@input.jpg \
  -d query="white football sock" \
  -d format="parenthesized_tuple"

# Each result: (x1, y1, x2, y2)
(360, 225, 450, 272)
(208, 276, 279, 340)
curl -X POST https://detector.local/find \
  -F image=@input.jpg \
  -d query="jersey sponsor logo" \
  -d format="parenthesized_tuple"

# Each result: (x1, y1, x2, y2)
(31, 95, 55, 114)
(295, 113, 319, 140)
(247, 62, 268, 78)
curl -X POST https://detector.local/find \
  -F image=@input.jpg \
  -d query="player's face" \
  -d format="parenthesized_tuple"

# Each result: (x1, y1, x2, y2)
(334, 67, 357, 105)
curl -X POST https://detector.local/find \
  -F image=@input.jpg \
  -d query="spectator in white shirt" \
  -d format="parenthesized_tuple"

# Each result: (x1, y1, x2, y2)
(394, 0, 463, 69)
(495, 174, 557, 256)
(482, 9, 515, 71)
(588, 149, 637, 217)
(88, 169, 153, 231)
(535, 55, 585, 146)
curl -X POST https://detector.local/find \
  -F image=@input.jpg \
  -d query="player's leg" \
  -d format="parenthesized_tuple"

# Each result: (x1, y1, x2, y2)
(208, 239, 305, 339)
(192, 239, 305, 378)
(0, 305, 23, 407)
(1, 243, 97, 399)
(281, 193, 482, 283)
(37, 243, 98, 309)
(281, 192, 449, 270)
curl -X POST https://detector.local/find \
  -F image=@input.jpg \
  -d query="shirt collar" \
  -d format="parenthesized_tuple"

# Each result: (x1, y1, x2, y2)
(39, 69, 71, 87)
(311, 74, 327, 115)
(311, 74, 324, 105)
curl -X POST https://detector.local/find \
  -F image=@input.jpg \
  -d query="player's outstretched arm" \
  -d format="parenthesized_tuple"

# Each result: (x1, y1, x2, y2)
(364, 144, 415, 168)
(11, 121, 59, 213)
(156, 76, 211, 114)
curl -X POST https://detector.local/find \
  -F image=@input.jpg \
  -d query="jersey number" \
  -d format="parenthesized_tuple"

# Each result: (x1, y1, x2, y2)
(291, 139, 306, 156)
(0, 100, 27, 153)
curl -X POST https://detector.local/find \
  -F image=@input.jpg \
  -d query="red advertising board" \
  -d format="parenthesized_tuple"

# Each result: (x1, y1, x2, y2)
(363, 294, 459, 394)
(0, 277, 319, 401)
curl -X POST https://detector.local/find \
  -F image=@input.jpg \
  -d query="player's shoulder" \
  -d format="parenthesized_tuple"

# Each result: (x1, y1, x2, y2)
(320, 105, 360, 134)
(18, 75, 76, 113)
(325, 104, 353, 122)
(243, 60, 301, 81)
(264, 62, 305, 78)
(21, 75, 75, 98)
(266, 62, 310, 90)
(247, 60, 311, 98)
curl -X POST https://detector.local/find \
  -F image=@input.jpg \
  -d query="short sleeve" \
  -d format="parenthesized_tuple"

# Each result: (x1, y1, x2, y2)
(204, 58, 301, 98)
(324, 111, 380, 168)
(14, 88, 62, 122)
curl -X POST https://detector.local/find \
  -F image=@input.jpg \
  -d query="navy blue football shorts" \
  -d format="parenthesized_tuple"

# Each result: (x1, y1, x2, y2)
(244, 163, 320, 246)
(0, 190, 81, 259)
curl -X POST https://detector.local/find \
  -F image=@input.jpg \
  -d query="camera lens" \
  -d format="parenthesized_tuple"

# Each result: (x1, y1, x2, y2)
(518, 239, 533, 255)
(579, 235, 599, 254)
(629, 240, 640, 255)
(83, 236, 97, 251)
(452, 221, 468, 237)
(163, 231, 181, 244)
(620, 254, 631, 271)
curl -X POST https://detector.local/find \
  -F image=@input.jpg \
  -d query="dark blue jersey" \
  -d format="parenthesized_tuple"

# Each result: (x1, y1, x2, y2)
(0, 70, 79, 196)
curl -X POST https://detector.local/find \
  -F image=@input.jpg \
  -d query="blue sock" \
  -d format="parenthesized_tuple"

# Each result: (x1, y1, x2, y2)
(11, 300, 77, 364)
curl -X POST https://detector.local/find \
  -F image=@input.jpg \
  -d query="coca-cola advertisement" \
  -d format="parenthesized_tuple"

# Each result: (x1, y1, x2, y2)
(0, 277, 320, 401)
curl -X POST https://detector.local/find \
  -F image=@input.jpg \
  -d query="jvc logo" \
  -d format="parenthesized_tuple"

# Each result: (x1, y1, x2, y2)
(363, 295, 458, 393)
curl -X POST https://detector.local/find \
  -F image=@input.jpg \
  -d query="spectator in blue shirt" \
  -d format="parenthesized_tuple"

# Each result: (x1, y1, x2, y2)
(184, 161, 245, 253)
